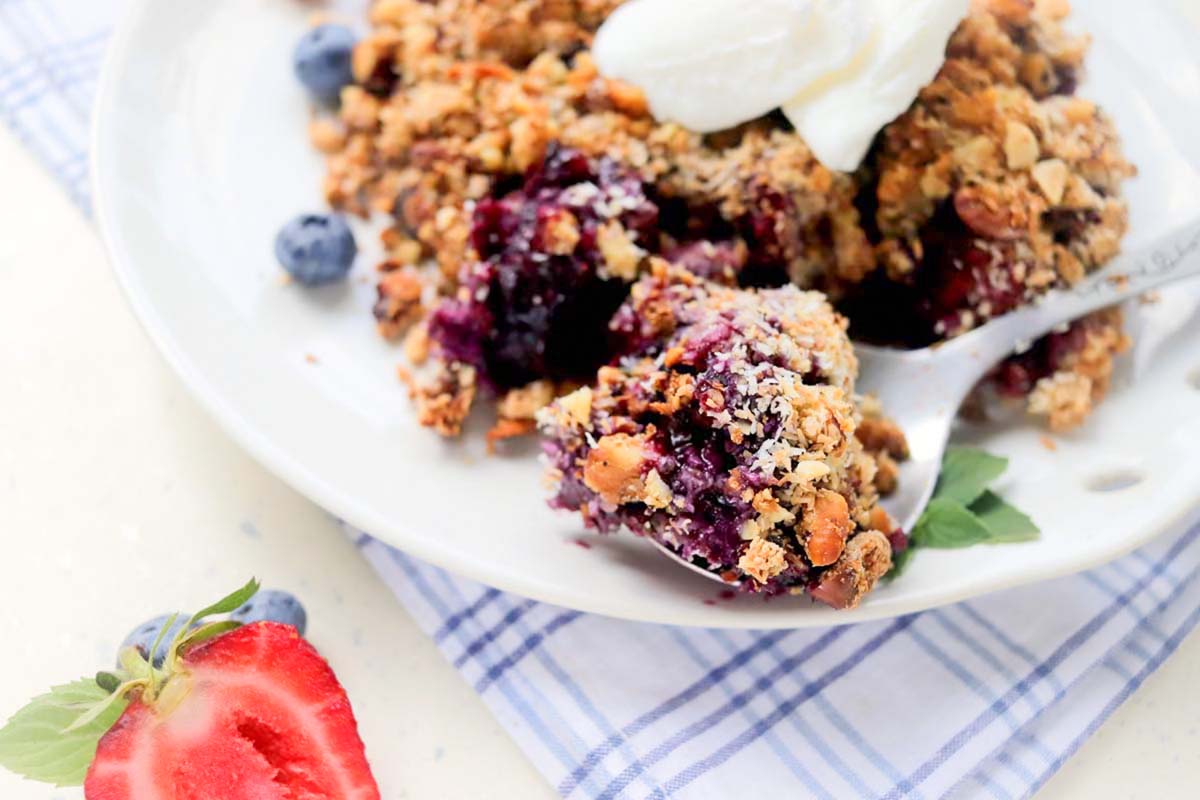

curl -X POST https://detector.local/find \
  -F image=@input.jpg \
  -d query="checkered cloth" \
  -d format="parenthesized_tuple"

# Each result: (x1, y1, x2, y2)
(7, 1, 1200, 797)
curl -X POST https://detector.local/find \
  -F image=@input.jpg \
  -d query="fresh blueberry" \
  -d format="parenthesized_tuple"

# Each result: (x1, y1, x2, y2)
(293, 24, 357, 100)
(275, 213, 357, 285)
(118, 613, 191, 668)
(231, 589, 307, 635)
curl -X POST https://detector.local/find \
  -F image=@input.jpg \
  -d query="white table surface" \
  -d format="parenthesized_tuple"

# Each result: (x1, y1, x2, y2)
(0, 108, 1197, 800)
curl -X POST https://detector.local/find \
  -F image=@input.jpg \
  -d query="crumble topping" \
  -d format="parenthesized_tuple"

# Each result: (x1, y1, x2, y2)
(538, 265, 897, 607)
(1018, 307, 1131, 430)
(847, 0, 1134, 342)
(412, 361, 477, 436)
(373, 268, 427, 339)
(738, 539, 789, 585)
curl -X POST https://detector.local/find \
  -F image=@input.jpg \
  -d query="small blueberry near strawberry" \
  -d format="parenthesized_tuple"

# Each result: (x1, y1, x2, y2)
(294, 24, 357, 100)
(117, 613, 191, 668)
(275, 213, 357, 285)
(231, 589, 307, 635)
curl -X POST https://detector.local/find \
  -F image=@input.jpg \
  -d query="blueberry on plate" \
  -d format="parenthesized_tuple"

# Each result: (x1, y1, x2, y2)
(275, 213, 357, 285)
(294, 24, 357, 100)
(231, 589, 307, 635)
(118, 613, 191, 668)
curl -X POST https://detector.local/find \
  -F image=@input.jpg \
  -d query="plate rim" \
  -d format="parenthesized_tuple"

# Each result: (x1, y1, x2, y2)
(89, 0, 1200, 629)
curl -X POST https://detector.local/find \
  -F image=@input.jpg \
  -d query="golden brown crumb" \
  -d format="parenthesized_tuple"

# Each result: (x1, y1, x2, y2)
(1026, 307, 1130, 430)
(873, 452, 901, 496)
(541, 208, 582, 255)
(309, 117, 348, 154)
(809, 530, 893, 609)
(374, 269, 426, 339)
(582, 433, 652, 506)
(486, 418, 537, 451)
(855, 416, 911, 460)
(414, 362, 477, 436)
(1027, 372, 1094, 431)
(403, 321, 432, 365)
(497, 380, 556, 422)
(738, 538, 789, 585)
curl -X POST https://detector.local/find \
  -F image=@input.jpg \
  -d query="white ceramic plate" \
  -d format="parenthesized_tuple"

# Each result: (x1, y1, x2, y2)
(93, 0, 1200, 628)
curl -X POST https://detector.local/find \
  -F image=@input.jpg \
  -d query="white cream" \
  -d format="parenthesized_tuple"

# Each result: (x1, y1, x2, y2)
(593, 0, 872, 135)
(781, 0, 970, 171)
(592, 0, 969, 172)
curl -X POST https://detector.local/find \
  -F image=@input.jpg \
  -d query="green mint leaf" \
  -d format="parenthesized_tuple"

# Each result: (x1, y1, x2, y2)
(972, 490, 1040, 543)
(180, 620, 242, 650)
(0, 679, 128, 787)
(935, 447, 1009, 506)
(911, 498, 994, 549)
(187, 578, 260, 626)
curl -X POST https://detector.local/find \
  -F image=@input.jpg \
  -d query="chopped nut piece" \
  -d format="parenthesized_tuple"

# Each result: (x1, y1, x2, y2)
(738, 538, 789, 585)
(1004, 120, 1040, 169)
(497, 380, 556, 422)
(808, 530, 893, 610)
(556, 386, 594, 428)
(803, 490, 852, 568)
(583, 433, 651, 506)
(595, 221, 645, 281)
(1031, 158, 1069, 205)
(642, 469, 674, 510)
(540, 208, 581, 255)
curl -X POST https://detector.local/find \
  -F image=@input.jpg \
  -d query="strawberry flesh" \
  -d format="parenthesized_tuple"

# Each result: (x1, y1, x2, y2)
(85, 622, 380, 800)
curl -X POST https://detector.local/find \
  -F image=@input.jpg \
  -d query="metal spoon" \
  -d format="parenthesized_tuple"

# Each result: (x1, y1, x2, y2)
(657, 217, 1200, 584)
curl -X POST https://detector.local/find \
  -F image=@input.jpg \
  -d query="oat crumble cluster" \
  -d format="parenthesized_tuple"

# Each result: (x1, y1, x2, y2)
(307, 0, 1139, 606)
(538, 266, 900, 607)
(849, 0, 1135, 342)
(989, 307, 1130, 431)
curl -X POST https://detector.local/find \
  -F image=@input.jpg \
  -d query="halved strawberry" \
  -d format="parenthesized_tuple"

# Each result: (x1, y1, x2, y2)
(84, 622, 380, 800)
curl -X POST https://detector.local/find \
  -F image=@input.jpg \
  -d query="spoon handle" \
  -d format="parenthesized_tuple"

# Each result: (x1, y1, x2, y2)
(955, 217, 1200, 368)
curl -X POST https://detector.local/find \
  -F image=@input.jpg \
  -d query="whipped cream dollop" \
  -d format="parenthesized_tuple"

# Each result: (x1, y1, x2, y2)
(593, 0, 969, 172)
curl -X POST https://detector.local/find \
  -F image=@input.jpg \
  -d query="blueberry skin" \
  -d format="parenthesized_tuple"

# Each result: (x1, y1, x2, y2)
(118, 613, 191, 668)
(274, 213, 357, 285)
(294, 24, 357, 99)
(231, 589, 307, 635)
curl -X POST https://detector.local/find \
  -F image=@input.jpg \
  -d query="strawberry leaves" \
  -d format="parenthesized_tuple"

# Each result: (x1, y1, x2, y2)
(0, 579, 261, 788)
(187, 578, 261, 624)
(0, 680, 128, 787)
(892, 447, 1040, 578)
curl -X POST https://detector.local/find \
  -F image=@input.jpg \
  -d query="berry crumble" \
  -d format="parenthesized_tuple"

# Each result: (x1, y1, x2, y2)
(303, 0, 1138, 607)
(538, 264, 898, 607)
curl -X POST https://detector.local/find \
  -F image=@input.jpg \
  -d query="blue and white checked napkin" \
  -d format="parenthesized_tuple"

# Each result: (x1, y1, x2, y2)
(7, 1, 1200, 796)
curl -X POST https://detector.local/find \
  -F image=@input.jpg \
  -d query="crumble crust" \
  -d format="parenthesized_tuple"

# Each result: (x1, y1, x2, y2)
(538, 265, 897, 608)
(1024, 307, 1130, 430)
(860, 0, 1135, 339)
